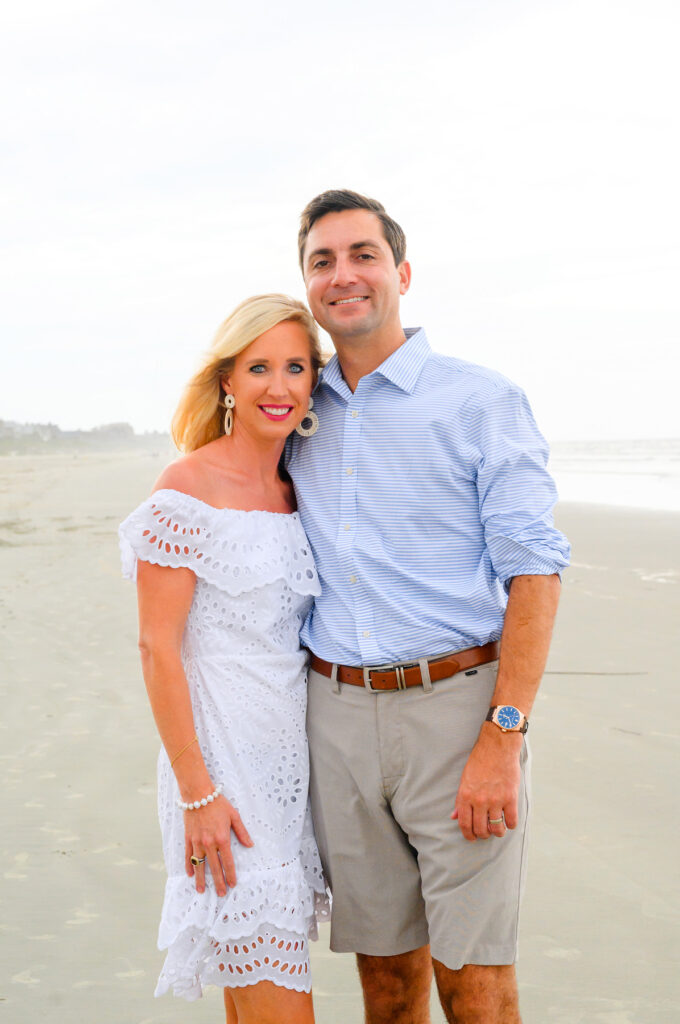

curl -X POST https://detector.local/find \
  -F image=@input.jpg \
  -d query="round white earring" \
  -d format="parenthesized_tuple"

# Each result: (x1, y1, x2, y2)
(295, 396, 319, 437)
(223, 394, 235, 436)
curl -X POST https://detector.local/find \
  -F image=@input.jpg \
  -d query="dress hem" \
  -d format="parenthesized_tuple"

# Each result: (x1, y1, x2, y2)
(154, 919, 317, 1001)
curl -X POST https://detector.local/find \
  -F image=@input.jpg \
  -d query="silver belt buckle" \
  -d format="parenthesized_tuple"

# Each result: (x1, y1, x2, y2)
(363, 660, 415, 692)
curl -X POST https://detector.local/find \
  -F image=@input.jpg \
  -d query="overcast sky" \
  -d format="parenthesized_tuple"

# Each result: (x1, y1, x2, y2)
(2, 0, 678, 441)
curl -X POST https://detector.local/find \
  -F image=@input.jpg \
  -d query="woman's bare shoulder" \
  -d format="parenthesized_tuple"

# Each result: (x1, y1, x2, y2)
(152, 442, 236, 506)
(152, 452, 207, 499)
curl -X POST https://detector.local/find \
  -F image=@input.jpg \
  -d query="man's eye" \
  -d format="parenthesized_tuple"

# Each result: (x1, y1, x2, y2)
(357, 253, 375, 260)
(313, 259, 329, 269)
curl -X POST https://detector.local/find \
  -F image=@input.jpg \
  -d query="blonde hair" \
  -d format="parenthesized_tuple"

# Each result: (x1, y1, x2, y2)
(172, 294, 324, 453)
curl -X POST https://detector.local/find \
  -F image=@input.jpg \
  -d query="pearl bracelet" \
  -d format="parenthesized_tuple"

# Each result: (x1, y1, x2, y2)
(177, 782, 223, 811)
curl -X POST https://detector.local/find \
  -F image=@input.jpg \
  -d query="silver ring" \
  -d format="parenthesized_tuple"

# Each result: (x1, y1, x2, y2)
(488, 816, 505, 825)
(190, 854, 207, 866)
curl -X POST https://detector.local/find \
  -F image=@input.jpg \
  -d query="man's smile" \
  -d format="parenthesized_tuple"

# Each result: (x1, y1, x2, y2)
(329, 296, 369, 306)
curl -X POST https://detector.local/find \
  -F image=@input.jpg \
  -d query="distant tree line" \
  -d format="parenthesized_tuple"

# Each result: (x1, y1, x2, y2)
(0, 420, 170, 454)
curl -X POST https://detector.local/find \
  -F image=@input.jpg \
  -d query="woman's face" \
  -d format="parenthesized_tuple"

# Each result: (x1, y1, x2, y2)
(222, 320, 315, 441)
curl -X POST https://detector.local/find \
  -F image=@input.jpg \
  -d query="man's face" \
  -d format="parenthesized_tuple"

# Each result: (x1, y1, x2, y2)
(302, 209, 410, 342)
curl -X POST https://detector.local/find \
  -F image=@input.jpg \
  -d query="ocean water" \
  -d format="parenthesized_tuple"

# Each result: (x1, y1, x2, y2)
(549, 439, 680, 512)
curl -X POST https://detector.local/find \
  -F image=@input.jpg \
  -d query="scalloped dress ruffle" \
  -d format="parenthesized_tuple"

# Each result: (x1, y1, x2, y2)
(119, 490, 329, 1000)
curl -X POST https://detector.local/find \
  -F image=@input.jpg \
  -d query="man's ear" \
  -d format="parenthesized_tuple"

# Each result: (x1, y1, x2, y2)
(398, 260, 412, 295)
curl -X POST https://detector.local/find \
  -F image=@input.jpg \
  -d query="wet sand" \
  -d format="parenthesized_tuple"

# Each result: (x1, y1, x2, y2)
(1, 450, 678, 1023)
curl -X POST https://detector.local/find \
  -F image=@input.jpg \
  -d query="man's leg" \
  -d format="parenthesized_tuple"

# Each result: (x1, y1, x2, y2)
(306, 670, 430, 957)
(387, 662, 529, 1024)
(433, 960, 521, 1024)
(357, 946, 433, 1024)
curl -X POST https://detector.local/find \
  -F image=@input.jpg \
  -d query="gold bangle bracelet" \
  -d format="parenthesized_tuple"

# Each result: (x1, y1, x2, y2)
(170, 735, 198, 767)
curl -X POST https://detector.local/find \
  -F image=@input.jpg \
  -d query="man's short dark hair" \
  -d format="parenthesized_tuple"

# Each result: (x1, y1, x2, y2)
(298, 189, 407, 271)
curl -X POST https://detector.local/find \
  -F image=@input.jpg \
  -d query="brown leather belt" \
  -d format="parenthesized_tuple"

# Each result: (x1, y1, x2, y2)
(308, 641, 500, 692)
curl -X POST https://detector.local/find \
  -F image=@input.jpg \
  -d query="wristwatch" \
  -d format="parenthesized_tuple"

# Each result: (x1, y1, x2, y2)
(485, 705, 529, 734)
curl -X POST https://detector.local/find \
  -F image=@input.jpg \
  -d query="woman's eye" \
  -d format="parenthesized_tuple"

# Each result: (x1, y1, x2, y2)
(288, 363, 305, 374)
(249, 364, 266, 374)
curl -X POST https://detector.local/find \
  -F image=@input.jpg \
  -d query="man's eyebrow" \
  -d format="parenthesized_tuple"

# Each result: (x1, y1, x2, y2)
(349, 240, 381, 251)
(306, 240, 382, 261)
(306, 246, 333, 261)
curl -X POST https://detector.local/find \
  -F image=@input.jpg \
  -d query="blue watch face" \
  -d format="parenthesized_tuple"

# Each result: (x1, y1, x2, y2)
(497, 705, 521, 729)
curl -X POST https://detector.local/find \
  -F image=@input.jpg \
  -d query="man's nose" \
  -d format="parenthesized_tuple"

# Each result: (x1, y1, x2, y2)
(331, 255, 357, 288)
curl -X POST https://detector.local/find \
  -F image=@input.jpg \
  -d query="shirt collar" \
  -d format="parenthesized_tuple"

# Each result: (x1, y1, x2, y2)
(319, 327, 431, 398)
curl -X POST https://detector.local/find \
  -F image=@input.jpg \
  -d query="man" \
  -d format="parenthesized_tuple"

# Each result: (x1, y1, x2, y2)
(286, 189, 570, 1024)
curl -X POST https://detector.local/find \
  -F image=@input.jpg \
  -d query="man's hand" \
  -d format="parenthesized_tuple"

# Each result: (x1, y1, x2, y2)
(451, 725, 523, 841)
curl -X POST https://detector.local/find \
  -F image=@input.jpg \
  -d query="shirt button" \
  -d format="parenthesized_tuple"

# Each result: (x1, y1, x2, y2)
(346, 467, 354, 476)
(344, 523, 351, 531)
(362, 630, 370, 638)
(349, 575, 357, 583)
(351, 410, 359, 419)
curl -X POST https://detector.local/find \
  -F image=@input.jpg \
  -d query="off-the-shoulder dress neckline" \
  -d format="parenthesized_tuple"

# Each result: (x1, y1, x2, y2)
(150, 487, 300, 518)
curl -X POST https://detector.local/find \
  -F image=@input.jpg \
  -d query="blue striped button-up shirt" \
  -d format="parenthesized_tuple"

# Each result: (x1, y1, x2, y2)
(286, 328, 570, 666)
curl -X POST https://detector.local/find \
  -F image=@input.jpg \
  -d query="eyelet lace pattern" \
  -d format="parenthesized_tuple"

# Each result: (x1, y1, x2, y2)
(119, 490, 329, 1000)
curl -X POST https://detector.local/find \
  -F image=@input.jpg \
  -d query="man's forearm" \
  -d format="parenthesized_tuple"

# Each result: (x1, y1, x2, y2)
(452, 573, 561, 841)
(488, 572, 561, 720)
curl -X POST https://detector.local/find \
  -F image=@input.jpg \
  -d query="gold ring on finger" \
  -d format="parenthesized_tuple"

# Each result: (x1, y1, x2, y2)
(190, 855, 207, 866)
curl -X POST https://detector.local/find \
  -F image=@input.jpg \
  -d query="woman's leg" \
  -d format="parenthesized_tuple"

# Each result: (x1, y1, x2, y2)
(224, 988, 238, 1024)
(224, 981, 314, 1024)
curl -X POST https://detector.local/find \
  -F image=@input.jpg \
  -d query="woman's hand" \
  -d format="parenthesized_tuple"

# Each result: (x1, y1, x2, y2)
(184, 795, 254, 897)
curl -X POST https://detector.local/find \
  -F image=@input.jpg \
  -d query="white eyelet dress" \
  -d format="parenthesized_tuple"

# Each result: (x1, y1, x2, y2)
(119, 489, 330, 1001)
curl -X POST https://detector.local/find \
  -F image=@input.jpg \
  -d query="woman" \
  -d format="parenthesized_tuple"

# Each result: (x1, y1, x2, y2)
(119, 294, 329, 1024)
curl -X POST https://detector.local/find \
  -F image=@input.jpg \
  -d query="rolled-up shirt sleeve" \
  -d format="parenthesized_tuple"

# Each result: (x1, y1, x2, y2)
(466, 385, 571, 589)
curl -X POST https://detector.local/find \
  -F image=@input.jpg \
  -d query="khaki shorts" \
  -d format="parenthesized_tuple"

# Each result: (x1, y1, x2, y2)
(306, 661, 530, 969)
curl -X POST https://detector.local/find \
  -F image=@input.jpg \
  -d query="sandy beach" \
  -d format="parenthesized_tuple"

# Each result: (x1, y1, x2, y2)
(1, 448, 678, 1024)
